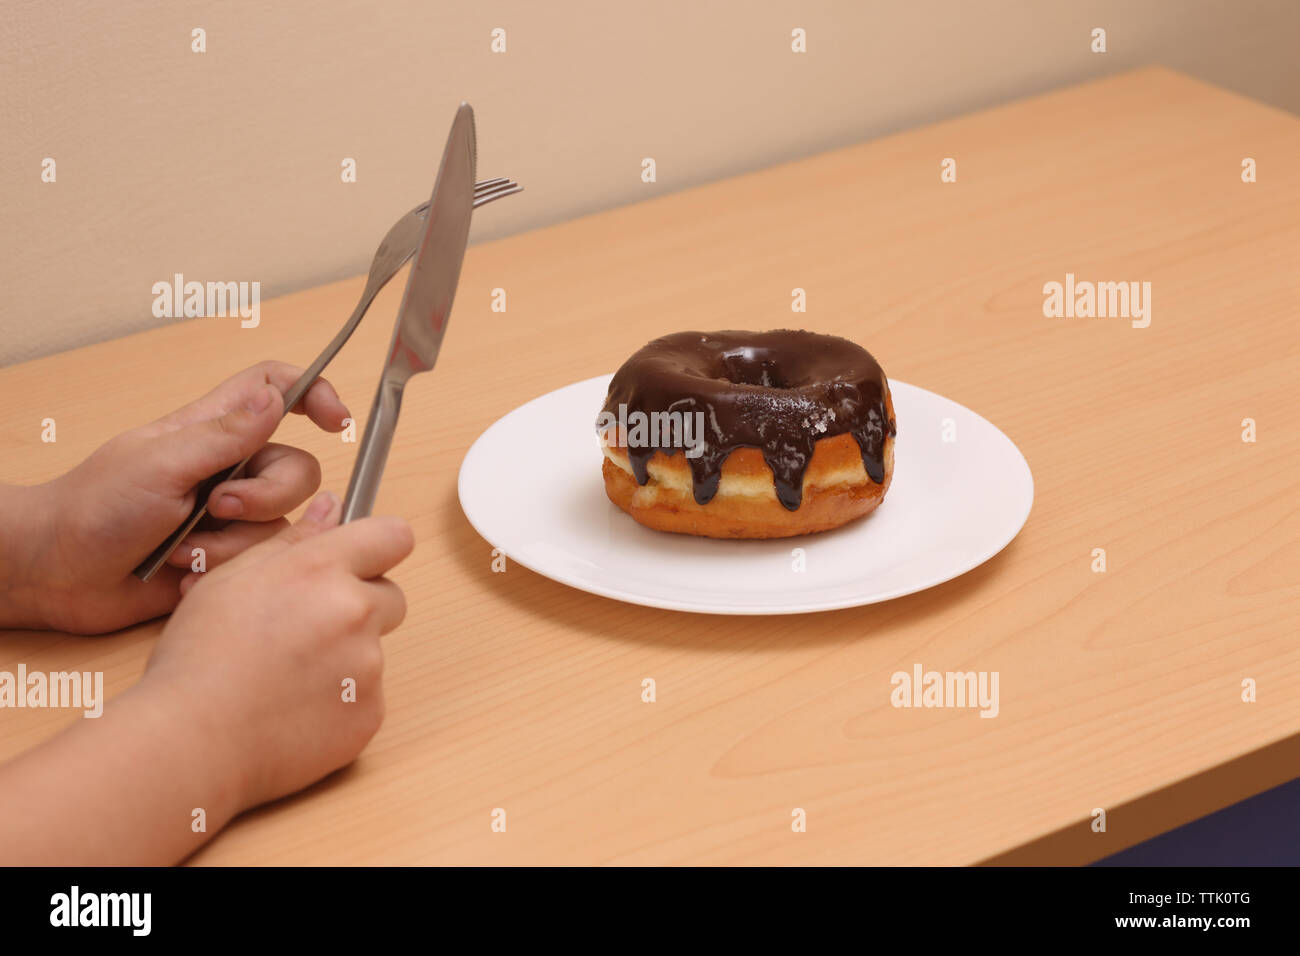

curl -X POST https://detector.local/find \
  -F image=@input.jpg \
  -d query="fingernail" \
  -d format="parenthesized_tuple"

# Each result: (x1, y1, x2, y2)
(304, 490, 337, 522)
(214, 494, 243, 517)
(245, 385, 275, 414)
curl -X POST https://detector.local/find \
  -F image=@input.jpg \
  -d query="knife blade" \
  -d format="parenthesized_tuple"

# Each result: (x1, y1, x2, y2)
(340, 103, 478, 522)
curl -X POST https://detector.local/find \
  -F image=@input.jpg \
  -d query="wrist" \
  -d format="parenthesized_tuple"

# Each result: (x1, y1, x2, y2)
(129, 669, 258, 819)
(0, 482, 59, 629)
(0, 679, 249, 864)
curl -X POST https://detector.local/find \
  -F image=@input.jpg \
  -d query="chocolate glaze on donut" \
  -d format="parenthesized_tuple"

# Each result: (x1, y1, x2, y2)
(598, 330, 896, 510)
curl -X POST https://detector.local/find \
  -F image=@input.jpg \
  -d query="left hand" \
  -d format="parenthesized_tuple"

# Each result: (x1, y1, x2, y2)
(12, 361, 350, 634)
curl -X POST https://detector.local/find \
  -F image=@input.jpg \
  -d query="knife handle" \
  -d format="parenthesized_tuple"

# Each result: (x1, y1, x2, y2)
(341, 373, 406, 523)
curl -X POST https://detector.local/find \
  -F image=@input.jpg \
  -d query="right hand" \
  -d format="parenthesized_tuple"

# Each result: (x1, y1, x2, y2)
(141, 490, 414, 811)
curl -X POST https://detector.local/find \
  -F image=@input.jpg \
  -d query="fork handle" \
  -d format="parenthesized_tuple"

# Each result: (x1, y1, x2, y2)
(131, 456, 252, 581)
(341, 373, 406, 523)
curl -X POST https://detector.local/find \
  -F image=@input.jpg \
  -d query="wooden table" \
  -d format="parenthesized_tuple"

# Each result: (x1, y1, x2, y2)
(2, 67, 1298, 865)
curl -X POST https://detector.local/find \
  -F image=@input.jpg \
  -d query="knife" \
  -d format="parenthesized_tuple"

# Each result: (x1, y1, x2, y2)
(340, 102, 477, 522)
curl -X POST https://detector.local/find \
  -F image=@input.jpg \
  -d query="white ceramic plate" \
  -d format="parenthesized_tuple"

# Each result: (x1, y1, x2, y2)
(458, 375, 1033, 615)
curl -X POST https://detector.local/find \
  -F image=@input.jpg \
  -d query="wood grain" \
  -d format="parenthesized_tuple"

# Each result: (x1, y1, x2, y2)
(2, 67, 1297, 865)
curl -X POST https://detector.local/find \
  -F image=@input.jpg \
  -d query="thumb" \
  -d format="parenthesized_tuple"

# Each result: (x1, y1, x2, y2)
(155, 382, 283, 492)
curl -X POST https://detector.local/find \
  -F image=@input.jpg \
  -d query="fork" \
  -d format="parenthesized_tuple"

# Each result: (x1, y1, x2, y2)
(132, 176, 523, 581)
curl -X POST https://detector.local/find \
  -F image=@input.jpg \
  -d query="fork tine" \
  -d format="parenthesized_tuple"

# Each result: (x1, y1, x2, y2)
(471, 182, 522, 208)
(474, 179, 518, 198)
(416, 178, 514, 216)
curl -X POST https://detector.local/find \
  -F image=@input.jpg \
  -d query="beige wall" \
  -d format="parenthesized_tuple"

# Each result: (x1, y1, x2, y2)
(3, 0, 1298, 366)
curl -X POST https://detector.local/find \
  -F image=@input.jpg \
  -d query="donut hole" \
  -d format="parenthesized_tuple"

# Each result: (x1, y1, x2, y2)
(716, 347, 792, 389)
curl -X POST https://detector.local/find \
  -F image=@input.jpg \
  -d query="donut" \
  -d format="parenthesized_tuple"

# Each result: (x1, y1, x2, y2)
(595, 330, 896, 538)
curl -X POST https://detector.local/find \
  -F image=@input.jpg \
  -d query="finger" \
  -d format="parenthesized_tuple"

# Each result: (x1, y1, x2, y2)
(148, 382, 283, 493)
(206, 443, 321, 521)
(364, 577, 408, 635)
(151, 362, 291, 429)
(291, 377, 350, 432)
(151, 361, 350, 432)
(246, 361, 348, 428)
(204, 489, 343, 574)
(166, 518, 289, 570)
(307, 516, 415, 580)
